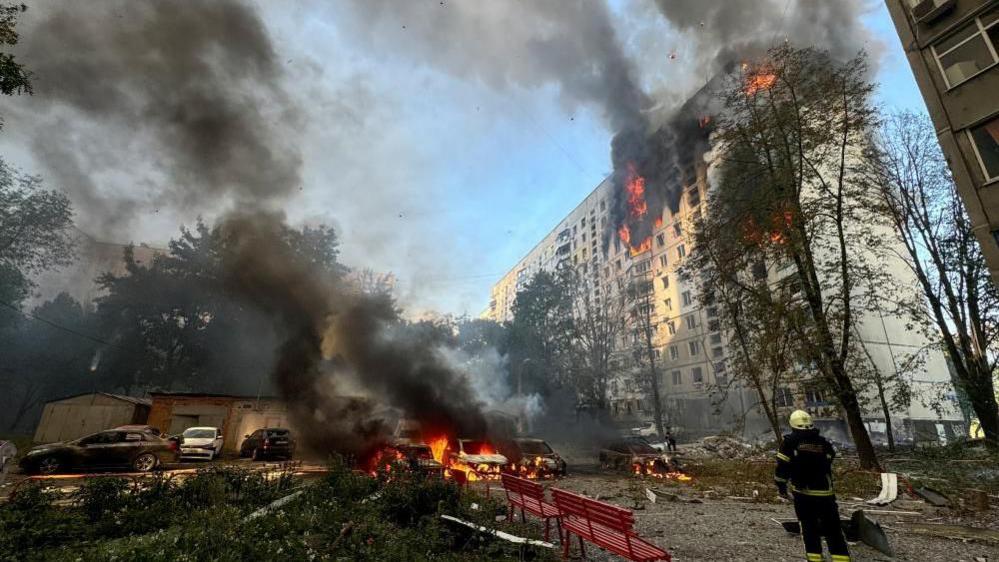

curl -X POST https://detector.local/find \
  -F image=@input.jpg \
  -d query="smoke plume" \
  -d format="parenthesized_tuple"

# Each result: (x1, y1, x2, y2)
(12, 0, 302, 236)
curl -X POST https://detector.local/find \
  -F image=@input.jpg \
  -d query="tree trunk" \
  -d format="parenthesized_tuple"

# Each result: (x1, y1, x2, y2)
(837, 379, 882, 471)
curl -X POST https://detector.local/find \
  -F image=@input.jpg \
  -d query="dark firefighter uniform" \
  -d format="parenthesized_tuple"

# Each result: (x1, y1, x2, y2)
(775, 411, 850, 562)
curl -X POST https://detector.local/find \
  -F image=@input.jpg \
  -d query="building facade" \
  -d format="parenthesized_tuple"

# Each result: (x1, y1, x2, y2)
(147, 392, 294, 453)
(485, 87, 966, 444)
(885, 0, 999, 283)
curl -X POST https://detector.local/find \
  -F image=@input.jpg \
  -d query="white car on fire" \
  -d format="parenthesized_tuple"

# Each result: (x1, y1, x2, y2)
(179, 427, 224, 461)
(448, 438, 508, 476)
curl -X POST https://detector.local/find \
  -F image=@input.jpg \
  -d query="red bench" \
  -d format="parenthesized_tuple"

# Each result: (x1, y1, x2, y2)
(500, 473, 562, 541)
(551, 488, 671, 561)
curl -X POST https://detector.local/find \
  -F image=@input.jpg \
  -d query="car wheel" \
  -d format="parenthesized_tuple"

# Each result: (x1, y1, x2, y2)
(37, 456, 62, 475)
(132, 453, 158, 472)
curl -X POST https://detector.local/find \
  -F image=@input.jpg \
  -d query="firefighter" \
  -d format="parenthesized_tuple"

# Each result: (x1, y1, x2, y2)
(775, 410, 850, 562)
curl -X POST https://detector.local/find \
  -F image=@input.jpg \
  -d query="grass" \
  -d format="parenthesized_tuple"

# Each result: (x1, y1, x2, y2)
(0, 459, 558, 562)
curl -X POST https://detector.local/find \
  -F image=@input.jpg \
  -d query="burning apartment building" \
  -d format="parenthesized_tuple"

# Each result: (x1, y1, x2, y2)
(485, 79, 966, 445)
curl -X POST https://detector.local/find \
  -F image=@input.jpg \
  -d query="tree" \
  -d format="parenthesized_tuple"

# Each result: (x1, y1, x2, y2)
(507, 270, 576, 400)
(564, 267, 625, 418)
(94, 219, 346, 394)
(684, 213, 796, 444)
(709, 45, 884, 469)
(866, 110, 999, 441)
(625, 257, 668, 439)
(0, 293, 99, 431)
(0, 158, 75, 325)
(0, 3, 32, 98)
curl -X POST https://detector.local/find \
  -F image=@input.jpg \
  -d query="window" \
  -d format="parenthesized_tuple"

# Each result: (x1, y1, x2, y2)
(688, 340, 700, 355)
(667, 320, 676, 335)
(706, 306, 718, 318)
(708, 319, 720, 332)
(805, 386, 828, 406)
(681, 291, 692, 306)
(600, 200, 606, 211)
(775, 387, 794, 408)
(677, 244, 686, 259)
(659, 254, 668, 268)
(671, 370, 682, 385)
(661, 275, 670, 289)
(582, 232, 587, 242)
(692, 367, 703, 383)
(581, 217, 586, 227)
(673, 223, 682, 237)
(685, 315, 697, 329)
(656, 233, 665, 247)
(664, 298, 672, 311)
(932, 11, 999, 88)
(712, 346, 724, 358)
(710, 333, 722, 345)
(969, 116, 999, 181)
(669, 345, 679, 360)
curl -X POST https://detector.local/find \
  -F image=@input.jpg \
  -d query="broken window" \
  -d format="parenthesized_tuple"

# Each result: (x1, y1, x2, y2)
(666, 320, 676, 335)
(692, 366, 703, 383)
(656, 233, 665, 247)
(669, 345, 678, 360)
(932, 11, 999, 88)
(673, 223, 682, 237)
(969, 115, 999, 181)
(804, 386, 828, 406)
(708, 319, 720, 332)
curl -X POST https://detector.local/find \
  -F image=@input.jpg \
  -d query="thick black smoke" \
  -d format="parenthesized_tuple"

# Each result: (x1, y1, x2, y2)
(13, 1, 302, 236)
(219, 212, 487, 456)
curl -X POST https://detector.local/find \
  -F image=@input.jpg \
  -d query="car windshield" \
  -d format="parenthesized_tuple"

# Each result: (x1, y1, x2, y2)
(183, 429, 216, 439)
(517, 440, 553, 455)
(460, 440, 496, 455)
(266, 429, 289, 437)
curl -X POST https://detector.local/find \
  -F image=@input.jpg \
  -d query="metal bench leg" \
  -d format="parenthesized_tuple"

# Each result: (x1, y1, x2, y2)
(544, 518, 550, 541)
(578, 535, 586, 559)
(562, 531, 571, 559)
(506, 505, 513, 522)
(521, 508, 527, 523)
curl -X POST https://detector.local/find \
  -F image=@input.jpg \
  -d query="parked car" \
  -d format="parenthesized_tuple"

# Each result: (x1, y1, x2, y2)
(446, 437, 507, 477)
(19, 430, 179, 475)
(239, 428, 295, 461)
(179, 427, 224, 461)
(496, 437, 567, 477)
(599, 436, 678, 472)
(113, 425, 164, 436)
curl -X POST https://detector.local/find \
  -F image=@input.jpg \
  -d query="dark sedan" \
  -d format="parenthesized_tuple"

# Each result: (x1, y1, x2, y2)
(240, 428, 295, 461)
(19, 429, 179, 475)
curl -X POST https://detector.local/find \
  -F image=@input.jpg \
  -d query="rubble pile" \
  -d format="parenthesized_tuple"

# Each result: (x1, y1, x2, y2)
(683, 435, 756, 459)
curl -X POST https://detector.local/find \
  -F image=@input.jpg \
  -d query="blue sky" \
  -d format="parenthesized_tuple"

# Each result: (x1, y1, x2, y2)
(1, 1, 931, 317)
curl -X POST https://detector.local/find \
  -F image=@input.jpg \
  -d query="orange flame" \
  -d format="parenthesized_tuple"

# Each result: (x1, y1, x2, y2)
(632, 459, 692, 482)
(428, 436, 448, 464)
(745, 72, 776, 95)
(618, 162, 654, 256)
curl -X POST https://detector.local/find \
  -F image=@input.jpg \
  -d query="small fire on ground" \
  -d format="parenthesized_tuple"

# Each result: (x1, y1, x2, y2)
(632, 458, 692, 482)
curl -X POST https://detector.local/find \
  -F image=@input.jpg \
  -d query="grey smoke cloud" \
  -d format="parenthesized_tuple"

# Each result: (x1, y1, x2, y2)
(652, 0, 879, 70)
(11, 0, 301, 236)
(336, 0, 651, 135)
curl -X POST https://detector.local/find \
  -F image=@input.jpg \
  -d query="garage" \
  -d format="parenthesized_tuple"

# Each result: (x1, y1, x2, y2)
(33, 392, 151, 444)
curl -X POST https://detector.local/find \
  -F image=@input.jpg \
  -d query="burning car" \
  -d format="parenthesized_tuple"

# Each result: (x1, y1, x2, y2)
(445, 437, 507, 481)
(496, 437, 566, 478)
(599, 436, 688, 480)
(369, 442, 445, 478)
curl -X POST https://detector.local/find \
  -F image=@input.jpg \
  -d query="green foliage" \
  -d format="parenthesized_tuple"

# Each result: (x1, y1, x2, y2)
(0, 464, 557, 561)
(0, 4, 31, 97)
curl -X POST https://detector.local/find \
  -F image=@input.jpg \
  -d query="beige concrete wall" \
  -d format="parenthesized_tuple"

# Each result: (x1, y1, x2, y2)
(33, 394, 143, 443)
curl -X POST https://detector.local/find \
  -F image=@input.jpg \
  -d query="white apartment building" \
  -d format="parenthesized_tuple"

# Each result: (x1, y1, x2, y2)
(485, 93, 966, 445)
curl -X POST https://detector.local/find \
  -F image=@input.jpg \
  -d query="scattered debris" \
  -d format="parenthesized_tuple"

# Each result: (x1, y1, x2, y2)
(912, 486, 951, 507)
(683, 435, 756, 459)
(243, 489, 304, 522)
(645, 488, 657, 504)
(867, 473, 898, 506)
(965, 489, 991, 512)
(440, 514, 555, 548)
